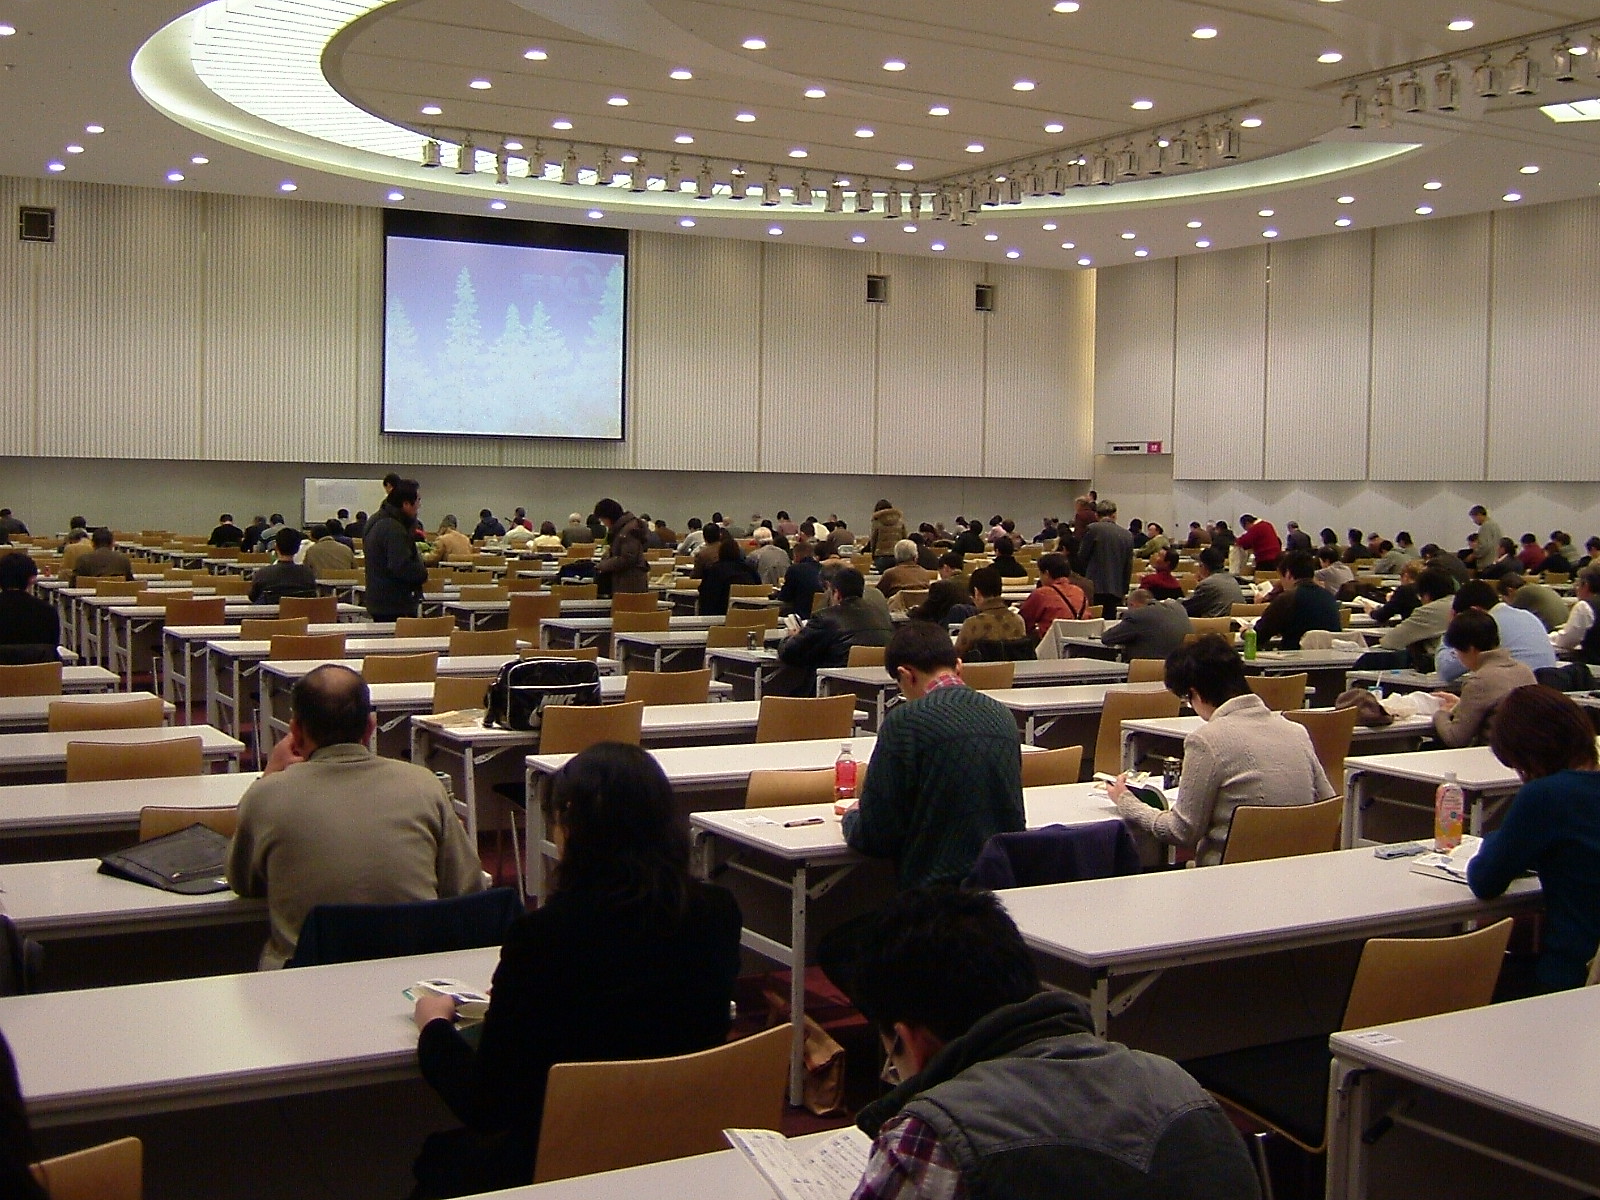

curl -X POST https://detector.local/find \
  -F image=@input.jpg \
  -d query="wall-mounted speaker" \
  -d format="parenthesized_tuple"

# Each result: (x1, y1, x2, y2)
(19, 206, 55, 243)
(974, 282, 996, 312)
(866, 273, 889, 303)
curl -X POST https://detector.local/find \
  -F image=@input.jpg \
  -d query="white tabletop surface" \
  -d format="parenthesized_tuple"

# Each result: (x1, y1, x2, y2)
(999, 845, 1541, 972)
(530, 736, 880, 786)
(165, 621, 397, 641)
(415, 700, 827, 747)
(0, 946, 499, 1124)
(108, 603, 363, 619)
(541, 616, 722, 632)
(615, 629, 783, 648)
(1248, 648, 1367, 667)
(0, 857, 263, 936)
(0, 692, 176, 729)
(1342, 745, 1521, 790)
(988, 681, 1169, 714)
(62, 666, 119, 692)
(207, 636, 455, 659)
(259, 654, 620, 681)
(1329, 985, 1600, 1143)
(0, 771, 258, 836)
(1125, 711, 1436, 742)
(819, 659, 1129, 690)
(0, 724, 244, 769)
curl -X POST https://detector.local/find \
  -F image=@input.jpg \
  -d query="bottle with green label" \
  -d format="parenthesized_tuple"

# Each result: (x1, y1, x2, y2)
(1242, 626, 1257, 660)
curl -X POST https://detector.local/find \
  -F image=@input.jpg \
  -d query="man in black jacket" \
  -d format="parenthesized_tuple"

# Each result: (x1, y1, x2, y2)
(363, 480, 428, 620)
(849, 888, 1259, 1200)
(0, 551, 60, 663)
(208, 514, 245, 548)
(773, 567, 892, 695)
(249, 529, 319, 603)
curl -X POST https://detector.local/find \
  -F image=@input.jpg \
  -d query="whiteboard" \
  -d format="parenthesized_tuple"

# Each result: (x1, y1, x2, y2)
(303, 478, 387, 525)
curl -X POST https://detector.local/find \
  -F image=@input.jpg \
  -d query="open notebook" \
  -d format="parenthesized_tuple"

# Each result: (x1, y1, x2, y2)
(1409, 835, 1482, 883)
(724, 1127, 871, 1200)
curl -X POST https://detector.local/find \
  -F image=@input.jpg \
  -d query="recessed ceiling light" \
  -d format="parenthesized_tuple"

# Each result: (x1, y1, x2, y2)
(1192, 26, 1218, 39)
(983, 232, 999, 241)
(767, 225, 783, 235)
(0, 23, 14, 36)
(504, 140, 523, 151)
(1120, 230, 1136, 239)
(1416, 205, 1434, 215)
(619, 153, 637, 162)
(1054, 2, 1080, 11)
(965, 142, 985, 153)
(1503, 191, 1522, 202)
(735, 111, 757, 122)
(805, 87, 827, 99)
(523, 48, 547, 60)
(1187, 220, 1203, 228)
(1574, 45, 1592, 55)
(1447, 19, 1474, 32)
(883, 59, 907, 71)
(855, 128, 875, 138)
(279, 181, 298, 192)
(189, 154, 207, 164)
(929, 105, 950, 116)
(1042, 222, 1057, 230)
(896, 161, 914, 171)
(1520, 164, 1540, 174)
(903, 223, 919, 233)
(85, 124, 105, 134)
(742, 37, 767, 50)
(421, 105, 442, 116)
(552, 119, 573, 130)
(66, 145, 85, 155)
(1061, 241, 1076, 249)
(46, 161, 65, 173)
(1263, 228, 1278, 237)
(1044, 122, 1065, 133)
(488, 200, 507, 210)
(931, 241, 947, 251)
(387, 191, 405, 201)
(788, 148, 808, 158)
(850, 233, 866, 243)
(1006, 249, 1021, 258)
(1014, 80, 1036, 91)
(1195, 239, 1211, 247)
(1131, 99, 1154, 110)
(1257, 208, 1274, 217)
(1543, 99, 1600, 121)
(1318, 52, 1344, 64)
(1335, 217, 1352, 227)
(607, 96, 629, 106)
(1240, 116, 1263, 128)
(675, 133, 695, 144)
(588, 210, 604, 219)
(469, 79, 492, 90)
(1134, 248, 1150, 257)
(679, 218, 696, 228)
(1423, 180, 1443, 190)
(166, 171, 184, 182)
(669, 69, 693, 80)
(1337, 195, 1355, 204)
(1077, 257, 1093, 266)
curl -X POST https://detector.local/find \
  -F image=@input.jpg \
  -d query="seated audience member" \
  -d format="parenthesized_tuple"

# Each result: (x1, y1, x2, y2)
(208, 513, 245, 548)
(775, 566, 892, 693)
(249, 528, 318, 603)
(326, 518, 355, 550)
(954, 566, 1026, 658)
(1431, 610, 1538, 748)
(909, 532, 943, 572)
(1541, 537, 1575, 577)
(0, 509, 26, 537)
(937, 550, 967, 588)
(1128, 517, 1148, 550)
(1283, 521, 1312, 553)
(432, 516, 474, 562)
(471, 508, 505, 540)
(1517, 533, 1547, 574)
(1468, 686, 1600, 993)
(697, 536, 762, 617)
(1255, 552, 1342, 650)
(1102, 588, 1192, 662)
(1372, 540, 1411, 574)
(258, 513, 288, 549)
(58, 527, 92, 574)
(1479, 537, 1519, 581)
(914, 579, 976, 626)
(227, 665, 486, 970)
(1434, 581, 1556, 683)
(1340, 527, 1365, 565)
(240, 515, 269, 552)
(412, 743, 740, 1197)
(991, 536, 1029, 579)
(653, 518, 679, 546)
(1137, 547, 1184, 601)
(558, 512, 590, 548)
(0, 553, 60, 664)
(303, 524, 356, 579)
(1017, 553, 1090, 639)
(1313, 545, 1355, 594)
(1356, 567, 1457, 670)
(675, 517, 705, 556)
(524, 521, 560, 551)
(778, 541, 824, 618)
(1368, 559, 1424, 625)
(1112, 635, 1334, 865)
(1182, 547, 1246, 618)
(1423, 541, 1471, 587)
(749, 526, 792, 586)
(1209, 520, 1235, 554)
(952, 520, 986, 556)
(774, 510, 798, 538)
(877, 539, 935, 598)
(692, 521, 727, 576)
(1184, 520, 1211, 549)
(1549, 569, 1600, 664)
(1235, 513, 1281, 574)
(848, 889, 1261, 1200)
(1500, 572, 1569, 633)
(1141, 521, 1170, 557)
(68, 527, 134, 586)
(1577, 537, 1600, 573)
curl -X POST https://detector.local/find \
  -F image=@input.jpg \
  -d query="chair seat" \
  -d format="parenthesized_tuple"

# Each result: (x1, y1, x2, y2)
(1181, 1034, 1331, 1151)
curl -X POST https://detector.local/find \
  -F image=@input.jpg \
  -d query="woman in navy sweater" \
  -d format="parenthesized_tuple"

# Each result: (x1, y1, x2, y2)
(1469, 685, 1600, 992)
(410, 743, 742, 1197)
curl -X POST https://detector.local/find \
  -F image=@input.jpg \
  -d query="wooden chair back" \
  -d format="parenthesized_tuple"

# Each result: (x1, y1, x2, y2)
(362, 652, 439, 684)
(268, 633, 346, 661)
(31, 1136, 143, 1200)
(394, 615, 456, 637)
(48, 696, 166, 732)
(959, 661, 1015, 690)
(550, 583, 598, 601)
(277, 595, 337, 623)
(847, 645, 886, 667)
(1093, 688, 1182, 776)
(1340, 918, 1514, 1032)
(91, 579, 142, 598)
(432, 676, 497, 713)
(503, 576, 547, 594)
(138, 806, 239, 841)
(66, 737, 204, 783)
(533, 1027, 789, 1184)
(0, 661, 62, 696)
(508, 591, 561, 636)
(1283, 707, 1360, 793)
(1125, 659, 1167, 684)
(239, 616, 309, 641)
(209, 576, 252, 597)
(136, 589, 192, 606)
(539, 700, 644, 754)
(610, 592, 660, 613)
(756, 694, 857, 743)
(520, 646, 600, 661)
(724, 607, 779, 629)
(1188, 617, 1232, 640)
(1230, 603, 1270, 619)
(612, 610, 671, 636)
(1245, 672, 1309, 711)
(1020, 745, 1084, 788)
(1221, 797, 1344, 865)
(1544, 571, 1571, 586)
(457, 585, 508, 603)
(625, 668, 712, 705)
(449, 571, 495, 587)
(163, 596, 227, 626)
(448, 628, 519, 657)
(728, 583, 771, 598)
(745, 768, 837, 808)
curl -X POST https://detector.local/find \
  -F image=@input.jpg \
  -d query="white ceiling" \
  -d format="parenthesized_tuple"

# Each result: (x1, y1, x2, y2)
(7, 0, 1600, 266)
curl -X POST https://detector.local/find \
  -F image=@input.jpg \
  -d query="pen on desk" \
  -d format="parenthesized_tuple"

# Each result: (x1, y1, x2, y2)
(784, 817, 825, 828)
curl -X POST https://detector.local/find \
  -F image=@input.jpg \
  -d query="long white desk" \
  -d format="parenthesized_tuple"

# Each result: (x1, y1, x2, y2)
(1327, 986, 1600, 1199)
(1342, 745, 1524, 847)
(443, 597, 664, 630)
(1, 946, 499, 1127)
(692, 782, 1121, 1105)
(61, 665, 120, 694)
(989, 681, 1170, 745)
(817, 659, 1131, 729)
(0, 724, 244, 781)
(703, 647, 791, 701)
(0, 692, 176, 733)
(0, 771, 258, 842)
(0, 856, 263, 938)
(104, 601, 364, 687)
(614, 628, 782, 674)
(540, 614, 722, 650)
(999, 846, 1542, 1035)
(1121, 711, 1437, 772)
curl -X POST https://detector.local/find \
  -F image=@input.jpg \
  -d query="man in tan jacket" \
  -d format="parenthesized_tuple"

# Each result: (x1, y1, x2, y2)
(1431, 610, 1537, 748)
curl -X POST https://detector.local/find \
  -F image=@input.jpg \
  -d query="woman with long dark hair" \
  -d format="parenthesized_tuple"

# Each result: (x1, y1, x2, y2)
(410, 743, 742, 1197)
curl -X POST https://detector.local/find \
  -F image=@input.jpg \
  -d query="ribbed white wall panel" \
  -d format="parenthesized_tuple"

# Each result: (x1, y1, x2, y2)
(35, 182, 203, 459)
(1369, 214, 1491, 482)
(758, 243, 876, 475)
(1093, 259, 1175, 446)
(983, 264, 1088, 478)
(1487, 202, 1600, 481)
(876, 254, 986, 476)
(1173, 246, 1266, 481)
(630, 232, 763, 472)
(0, 177, 39, 449)
(1263, 234, 1372, 480)
(204, 195, 367, 462)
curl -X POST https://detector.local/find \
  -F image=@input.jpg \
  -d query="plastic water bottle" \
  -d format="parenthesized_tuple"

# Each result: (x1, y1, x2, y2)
(834, 742, 858, 801)
(1242, 626, 1257, 660)
(1433, 771, 1464, 852)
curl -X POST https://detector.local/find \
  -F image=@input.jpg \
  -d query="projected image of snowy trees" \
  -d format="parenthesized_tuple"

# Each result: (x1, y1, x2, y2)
(384, 241, 625, 438)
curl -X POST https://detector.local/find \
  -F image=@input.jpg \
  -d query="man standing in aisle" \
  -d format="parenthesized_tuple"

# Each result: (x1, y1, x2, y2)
(1469, 505, 1502, 576)
(364, 479, 427, 620)
(592, 498, 650, 595)
(1075, 500, 1134, 620)
(1235, 514, 1281, 575)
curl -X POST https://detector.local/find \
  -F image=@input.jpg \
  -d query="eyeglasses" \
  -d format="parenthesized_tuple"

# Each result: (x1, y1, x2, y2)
(879, 1030, 907, 1086)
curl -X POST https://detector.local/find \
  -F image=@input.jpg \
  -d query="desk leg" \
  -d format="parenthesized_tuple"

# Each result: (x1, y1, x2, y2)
(1121, 729, 1137, 771)
(1469, 791, 1484, 839)
(205, 652, 220, 729)
(1344, 770, 1368, 848)
(525, 764, 543, 901)
(1325, 1057, 1369, 1200)
(1089, 973, 1109, 1037)
(788, 862, 809, 1108)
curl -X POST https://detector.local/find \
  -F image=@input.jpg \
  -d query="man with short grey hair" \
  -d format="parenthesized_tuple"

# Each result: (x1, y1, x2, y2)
(877, 538, 935, 598)
(1101, 588, 1192, 662)
(1075, 500, 1135, 620)
(749, 526, 791, 586)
